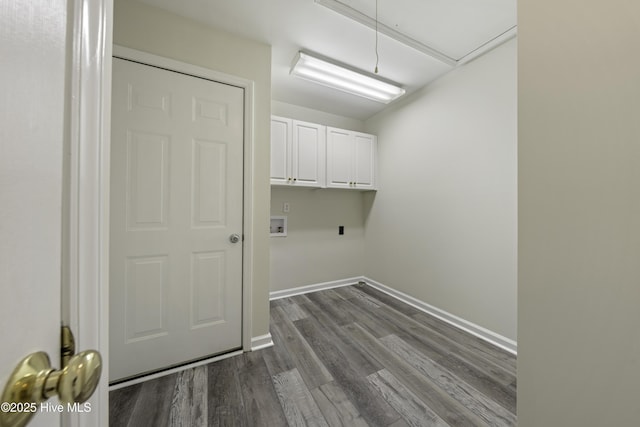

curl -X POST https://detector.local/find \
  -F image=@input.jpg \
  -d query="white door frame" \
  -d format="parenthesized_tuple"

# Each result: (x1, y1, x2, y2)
(70, 7, 256, 424)
(65, 1, 112, 426)
(111, 45, 256, 353)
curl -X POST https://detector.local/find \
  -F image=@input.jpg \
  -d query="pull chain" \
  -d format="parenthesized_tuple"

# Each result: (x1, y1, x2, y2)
(374, 0, 379, 73)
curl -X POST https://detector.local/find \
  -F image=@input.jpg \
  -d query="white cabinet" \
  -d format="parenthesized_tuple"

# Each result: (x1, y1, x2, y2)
(326, 127, 377, 190)
(270, 116, 291, 185)
(270, 117, 378, 191)
(270, 116, 326, 187)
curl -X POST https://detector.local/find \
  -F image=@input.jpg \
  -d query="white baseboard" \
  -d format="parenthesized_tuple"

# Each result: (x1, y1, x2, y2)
(269, 276, 364, 300)
(269, 276, 517, 355)
(363, 277, 517, 355)
(251, 333, 274, 351)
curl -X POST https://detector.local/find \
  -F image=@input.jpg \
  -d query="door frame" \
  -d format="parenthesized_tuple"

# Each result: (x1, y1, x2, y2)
(110, 43, 257, 360)
(65, 1, 112, 426)
(68, 3, 256, 419)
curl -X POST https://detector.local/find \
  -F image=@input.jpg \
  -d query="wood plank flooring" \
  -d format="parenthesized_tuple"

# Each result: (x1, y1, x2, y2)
(109, 283, 517, 426)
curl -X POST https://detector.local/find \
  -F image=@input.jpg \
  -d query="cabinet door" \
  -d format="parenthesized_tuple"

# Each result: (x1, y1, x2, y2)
(353, 132, 377, 189)
(270, 116, 291, 185)
(292, 120, 326, 187)
(326, 127, 353, 188)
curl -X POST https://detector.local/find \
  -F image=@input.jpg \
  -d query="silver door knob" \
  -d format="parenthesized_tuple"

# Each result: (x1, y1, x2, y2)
(229, 234, 241, 243)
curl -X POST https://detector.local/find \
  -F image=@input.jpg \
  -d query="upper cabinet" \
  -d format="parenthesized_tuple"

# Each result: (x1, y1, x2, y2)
(326, 127, 377, 190)
(270, 116, 326, 188)
(270, 116, 377, 190)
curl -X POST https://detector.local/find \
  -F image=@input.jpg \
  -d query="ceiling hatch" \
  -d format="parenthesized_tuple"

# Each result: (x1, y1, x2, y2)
(316, 0, 517, 64)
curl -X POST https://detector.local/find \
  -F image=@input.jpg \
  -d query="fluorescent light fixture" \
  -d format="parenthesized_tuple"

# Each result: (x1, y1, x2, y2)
(290, 52, 405, 104)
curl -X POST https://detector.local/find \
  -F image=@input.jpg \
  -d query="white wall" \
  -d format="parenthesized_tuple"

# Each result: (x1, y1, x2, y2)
(364, 39, 517, 340)
(518, 1, 640, 425)
(270, 187, 365, 291)
(113, 0, 272, 338)
(273, 100, 366, 132)
(270, 102, 366, 292)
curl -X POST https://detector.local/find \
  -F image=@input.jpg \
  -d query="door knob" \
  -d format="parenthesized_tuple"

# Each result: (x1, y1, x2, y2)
(229, 233, 241, 243)
(0, 350, 102, 427)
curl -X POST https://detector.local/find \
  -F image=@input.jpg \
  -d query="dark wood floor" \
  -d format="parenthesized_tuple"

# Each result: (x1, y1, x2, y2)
(110, 283, 517, 426)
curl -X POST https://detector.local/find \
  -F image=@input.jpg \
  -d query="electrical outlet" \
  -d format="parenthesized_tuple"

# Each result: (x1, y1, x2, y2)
(339, 226, 344, 235)
(283, 202, 290, 213)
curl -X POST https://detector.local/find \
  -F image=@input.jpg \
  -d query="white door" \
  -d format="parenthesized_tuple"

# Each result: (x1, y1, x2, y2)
(1, 1, 65, 426)
(110, 58, 244, 381)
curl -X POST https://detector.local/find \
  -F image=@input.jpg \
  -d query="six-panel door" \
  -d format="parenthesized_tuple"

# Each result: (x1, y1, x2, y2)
(110, 58, 244, 381)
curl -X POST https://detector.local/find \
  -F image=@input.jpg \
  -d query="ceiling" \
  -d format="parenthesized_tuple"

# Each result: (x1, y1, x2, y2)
(136, 0, 516, 120)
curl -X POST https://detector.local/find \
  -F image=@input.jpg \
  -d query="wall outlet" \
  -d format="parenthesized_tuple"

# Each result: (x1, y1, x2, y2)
(283, 202, 290, 213)
(339, 225, 344, 235)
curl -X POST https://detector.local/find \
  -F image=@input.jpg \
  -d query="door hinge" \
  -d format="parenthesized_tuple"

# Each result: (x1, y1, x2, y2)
(61, 325, 76, 368)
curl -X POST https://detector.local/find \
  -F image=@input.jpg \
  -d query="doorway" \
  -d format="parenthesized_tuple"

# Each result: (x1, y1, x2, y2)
(109, 52, 247, 382)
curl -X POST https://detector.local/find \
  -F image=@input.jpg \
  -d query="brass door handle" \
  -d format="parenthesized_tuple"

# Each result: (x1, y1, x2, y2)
(0, 350, 102, 427)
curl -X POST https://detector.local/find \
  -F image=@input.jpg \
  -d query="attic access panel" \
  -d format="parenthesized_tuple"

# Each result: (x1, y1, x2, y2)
(319, 0, 516, 62)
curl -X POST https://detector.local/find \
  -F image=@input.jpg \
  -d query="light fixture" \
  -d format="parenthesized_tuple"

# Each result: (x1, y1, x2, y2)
(290, 52, 405, 104)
